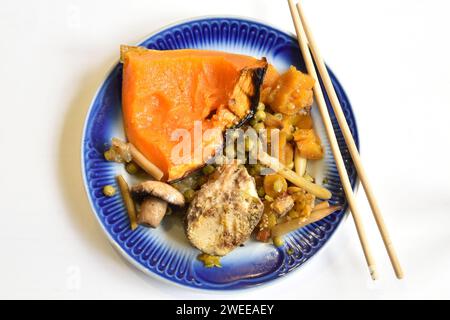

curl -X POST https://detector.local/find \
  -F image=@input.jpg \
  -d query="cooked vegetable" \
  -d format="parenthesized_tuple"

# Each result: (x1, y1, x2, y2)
(273, 179, 284, 193)
(131, 180, 185, 228)
(293, 129, 324, 160)
(137, 198, 168, 228)
(257, 186, 266, 198)
(258, 150, 331, 199)
(244, 137, 255, 152)
(283, 143, 294, 167)
(202, 165, 215, 175)
(294, 148, 307, 177)
(120, 45, 280, 87)
(104, 149, 115, 162)
(313, 201, 330, 211)
(186, 162, 264, 256)
(271, 205, 342, 237)
(183, 189, 196, 203)
(268, 213, 277, 229)
(273, 236, 284, 247)
(294, 114, 314, 129)
(303, 172, 315, 182)
(274, 113, 283, 121)
(197, 253, 222, 268)
(131, 181, 185, 206)
(256, 229, 271, 242)
(287, 186, 302, 194)
(291, 189, 315, 219)
(128, 143, 164, 180)
(106, 138, 164, 180)
(255, 110, 266, 122)
(276, 130, 287, 162)
(262, 66, 315, 115)
(103, 185, 116, 197)
(264, 174, 287, 198)
(116, 175, 138, 230)
(264, 113, 283, 128)
(104, 138, 132, 163)
(253, 122, 265, 132)
(121, 46, 268, 181)
(271, 194, 294, 216)
(125, 162, 139, 175)
(112, 45, 340, 256)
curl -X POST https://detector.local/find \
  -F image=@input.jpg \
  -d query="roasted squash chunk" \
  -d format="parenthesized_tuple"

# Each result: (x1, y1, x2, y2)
(121, 47, 268, 181)
(120, 46, 279, 88)
(293, 128, 324, 160)
(262, 66, 315, 115)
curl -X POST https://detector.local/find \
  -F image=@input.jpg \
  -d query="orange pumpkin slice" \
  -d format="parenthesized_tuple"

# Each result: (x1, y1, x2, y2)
(121, 47, 268, 181)
(120, 46, 278, 88)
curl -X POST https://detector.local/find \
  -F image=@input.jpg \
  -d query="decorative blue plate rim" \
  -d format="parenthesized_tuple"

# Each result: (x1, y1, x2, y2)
(81, 15, 359, 290)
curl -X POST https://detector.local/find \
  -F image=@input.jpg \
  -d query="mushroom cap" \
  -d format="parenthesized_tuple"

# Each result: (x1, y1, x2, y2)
(131, 180, 185, 206)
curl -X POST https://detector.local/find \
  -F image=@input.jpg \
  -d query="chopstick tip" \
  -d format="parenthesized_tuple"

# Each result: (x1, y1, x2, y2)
(370, 266, 378, 281)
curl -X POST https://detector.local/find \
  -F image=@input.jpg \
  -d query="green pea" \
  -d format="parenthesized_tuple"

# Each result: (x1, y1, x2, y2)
(257, 186, 265, 198)
(125, 162, 139, 175)
(255, 110, 266, 122)
(257, 102, 265, 111)
(273, 236, 284, 248)
(202, 164, 215, 175)
(104, 149, 114, 161)
(253, 122, 265, 132)
(103, 185, 116, 197)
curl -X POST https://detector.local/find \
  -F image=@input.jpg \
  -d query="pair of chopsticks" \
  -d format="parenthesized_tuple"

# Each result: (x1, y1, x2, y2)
(287, 0, 403, 280)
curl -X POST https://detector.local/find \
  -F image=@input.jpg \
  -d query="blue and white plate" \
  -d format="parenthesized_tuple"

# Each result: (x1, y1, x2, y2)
(81, 17, 359, 290)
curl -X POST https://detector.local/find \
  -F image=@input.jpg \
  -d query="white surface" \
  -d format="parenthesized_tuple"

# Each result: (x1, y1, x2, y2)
(0, 0, 449, 300)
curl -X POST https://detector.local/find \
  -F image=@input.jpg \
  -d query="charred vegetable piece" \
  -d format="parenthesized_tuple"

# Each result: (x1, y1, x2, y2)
(121, 46, 268, 181)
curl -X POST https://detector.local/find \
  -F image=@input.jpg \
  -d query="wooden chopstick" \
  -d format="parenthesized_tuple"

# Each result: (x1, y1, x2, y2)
(287, 0, 378, 280)
(295, 1, 404, 279)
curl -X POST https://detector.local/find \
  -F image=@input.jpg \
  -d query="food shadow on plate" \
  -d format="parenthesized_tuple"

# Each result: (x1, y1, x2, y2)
(57, 58, 121, 262)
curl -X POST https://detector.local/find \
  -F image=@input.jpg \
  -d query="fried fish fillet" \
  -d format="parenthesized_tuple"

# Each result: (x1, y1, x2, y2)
(185, 162, 264, 256)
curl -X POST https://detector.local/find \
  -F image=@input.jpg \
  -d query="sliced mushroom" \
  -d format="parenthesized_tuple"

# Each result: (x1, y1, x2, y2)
(131, 181, 185, 228)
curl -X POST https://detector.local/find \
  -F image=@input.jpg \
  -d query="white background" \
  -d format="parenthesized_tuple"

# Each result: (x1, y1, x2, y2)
(0, 0, 449, 300)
